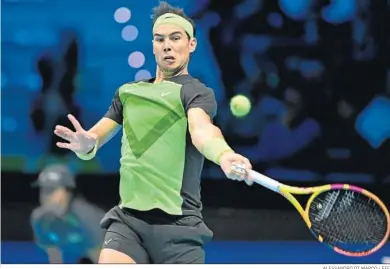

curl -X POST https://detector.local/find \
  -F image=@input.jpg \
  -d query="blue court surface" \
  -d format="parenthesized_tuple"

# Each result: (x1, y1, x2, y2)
(2, 241, 389, 264)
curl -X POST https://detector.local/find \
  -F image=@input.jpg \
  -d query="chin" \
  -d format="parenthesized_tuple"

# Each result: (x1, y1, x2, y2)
(159, 61, 185, 75)
(162, 67, 181, 76)
(163, 65, 177, 71)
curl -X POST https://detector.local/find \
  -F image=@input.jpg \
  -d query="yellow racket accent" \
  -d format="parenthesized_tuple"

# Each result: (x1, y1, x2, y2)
(279, 185, 332, 228)
(244, 168, 390, 257)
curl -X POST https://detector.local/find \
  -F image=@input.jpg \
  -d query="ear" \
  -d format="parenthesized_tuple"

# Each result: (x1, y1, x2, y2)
(152, 40, 156, 55)
(189, 38, 197, 53)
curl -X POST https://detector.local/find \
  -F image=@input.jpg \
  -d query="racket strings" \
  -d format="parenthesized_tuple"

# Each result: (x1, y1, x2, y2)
(309, 189, 387, 252)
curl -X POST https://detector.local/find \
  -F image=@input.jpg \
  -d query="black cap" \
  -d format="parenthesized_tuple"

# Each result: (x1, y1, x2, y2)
(32, 164, 76, 189)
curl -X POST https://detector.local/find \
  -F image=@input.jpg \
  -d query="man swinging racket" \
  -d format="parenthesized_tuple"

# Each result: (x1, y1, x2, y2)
(53, 1, 252, 264)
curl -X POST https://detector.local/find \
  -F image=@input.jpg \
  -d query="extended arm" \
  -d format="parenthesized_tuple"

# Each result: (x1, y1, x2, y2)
(188, 107, 252, 180)
(183, 81, 252, 181)
(87, 117, 121, 150)
(188, 107, 232, 165)
(55, 89, 123, 160)
(94, 87, 124, 148)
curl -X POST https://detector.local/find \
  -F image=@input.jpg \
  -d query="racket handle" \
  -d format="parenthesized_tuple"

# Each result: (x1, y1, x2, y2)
(249, 170, 281, 193)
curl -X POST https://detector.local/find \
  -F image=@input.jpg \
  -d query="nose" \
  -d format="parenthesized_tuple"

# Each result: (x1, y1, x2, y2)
(162, 40, 172, 52)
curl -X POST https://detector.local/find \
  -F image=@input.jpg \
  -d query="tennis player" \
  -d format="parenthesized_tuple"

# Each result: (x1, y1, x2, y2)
(30, 164, 106, 263)
(53, 1, 252, 264)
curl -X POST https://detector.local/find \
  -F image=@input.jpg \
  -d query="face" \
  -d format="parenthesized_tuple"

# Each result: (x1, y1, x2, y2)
(40, 187, 69, 206)
(153, 24, 197, 76)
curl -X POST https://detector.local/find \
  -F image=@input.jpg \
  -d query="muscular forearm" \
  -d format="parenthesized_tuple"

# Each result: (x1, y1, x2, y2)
(87, 117, 120, 150)
(190, 123, 223, 152)
(190, 123, 233, 164)
(188, 108, 233, 164)
(75, 117, 120, 160)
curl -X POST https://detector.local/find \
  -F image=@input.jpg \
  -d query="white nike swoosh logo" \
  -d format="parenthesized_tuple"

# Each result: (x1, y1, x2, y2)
(161, 92, 171, 97)
(104, 238, 113, 245)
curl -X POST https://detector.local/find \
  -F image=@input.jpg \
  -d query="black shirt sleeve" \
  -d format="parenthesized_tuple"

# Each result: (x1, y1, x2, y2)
(104, 89, 123, 124)
(181, 81, 217, 119)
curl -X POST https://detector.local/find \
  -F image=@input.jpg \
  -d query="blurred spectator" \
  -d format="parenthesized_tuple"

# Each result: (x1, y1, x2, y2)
(30, 164, 105, 263)
(30, 31, 82, 158)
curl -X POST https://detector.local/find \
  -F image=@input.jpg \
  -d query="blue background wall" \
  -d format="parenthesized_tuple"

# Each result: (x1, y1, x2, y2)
(2, 241, 389, 264)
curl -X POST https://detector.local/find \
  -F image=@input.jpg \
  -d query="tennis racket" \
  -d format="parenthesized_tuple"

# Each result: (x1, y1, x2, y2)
(232, 165, 390, 257)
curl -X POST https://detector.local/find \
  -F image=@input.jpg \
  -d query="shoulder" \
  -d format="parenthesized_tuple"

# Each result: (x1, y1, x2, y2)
(175, 76, 217, 118)
(30, 206, 51, 225)
(188, 80, 213, 94)
(30, 207, 43, 223)
(178, 76, 213, 92)
(71, 197, 98, 210)
(170, 76, 215, 99)
(117, 78, 152, 92)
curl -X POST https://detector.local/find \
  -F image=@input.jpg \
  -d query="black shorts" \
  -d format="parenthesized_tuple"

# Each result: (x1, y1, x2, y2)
(100, 206, 213, 264)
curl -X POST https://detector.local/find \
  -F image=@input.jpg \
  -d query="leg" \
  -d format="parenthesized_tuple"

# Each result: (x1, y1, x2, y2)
(99, 249, 136, 264)
(147, 216, 213, 264)
(99, 220, 150, 264)
(158, 240, 206, 264)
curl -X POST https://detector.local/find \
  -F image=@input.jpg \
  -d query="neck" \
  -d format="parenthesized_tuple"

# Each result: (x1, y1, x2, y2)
(154, 66, 189, 83)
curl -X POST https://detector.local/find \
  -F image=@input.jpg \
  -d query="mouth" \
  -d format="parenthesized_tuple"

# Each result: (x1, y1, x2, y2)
(163, 56, 176, 63)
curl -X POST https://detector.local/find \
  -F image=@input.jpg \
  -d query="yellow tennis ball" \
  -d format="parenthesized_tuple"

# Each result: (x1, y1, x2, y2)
(230, 94, 251, 117)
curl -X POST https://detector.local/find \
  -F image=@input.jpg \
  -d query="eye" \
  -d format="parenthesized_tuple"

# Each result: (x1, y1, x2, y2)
(154, 37, 164, 43)
(171, 36, 181, 41)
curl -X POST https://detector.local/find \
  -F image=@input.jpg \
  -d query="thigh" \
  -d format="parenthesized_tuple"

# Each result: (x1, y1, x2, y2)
(147, 216, 213, 264)
(100, 217, 150, 264)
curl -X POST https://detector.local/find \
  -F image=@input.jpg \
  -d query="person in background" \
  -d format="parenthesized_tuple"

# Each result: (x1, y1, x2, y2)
(30, 31, 82, 159)
(30, 164, 105, 263)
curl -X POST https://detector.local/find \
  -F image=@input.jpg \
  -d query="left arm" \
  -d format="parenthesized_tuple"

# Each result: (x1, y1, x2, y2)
(188, 107, 232, 165)
(188, 107, 252, 180)
(182, 80, 252, 181)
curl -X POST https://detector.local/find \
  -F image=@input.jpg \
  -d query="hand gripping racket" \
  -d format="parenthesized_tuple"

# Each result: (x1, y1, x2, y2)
(233, 165, 390, 257)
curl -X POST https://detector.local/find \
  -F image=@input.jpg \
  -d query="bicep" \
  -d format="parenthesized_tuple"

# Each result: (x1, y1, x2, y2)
(188, 108, 213, 134)
(184, 82, 220, 146)
(183, 82, 217, 119)
(188, 108, 223, 148)
(104, 88, 123, 124)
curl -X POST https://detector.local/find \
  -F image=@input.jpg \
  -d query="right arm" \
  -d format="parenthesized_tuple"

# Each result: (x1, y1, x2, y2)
(87, 117, 120, 150)
(88, 88, 123, 150)
(55, 89, 123, 159)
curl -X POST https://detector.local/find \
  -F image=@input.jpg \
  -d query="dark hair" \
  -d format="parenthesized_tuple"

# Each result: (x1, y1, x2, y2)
(151, 1, 196, 38)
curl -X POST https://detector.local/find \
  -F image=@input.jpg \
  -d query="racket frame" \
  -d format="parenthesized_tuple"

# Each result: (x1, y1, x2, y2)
(248, 170, 390, 257)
